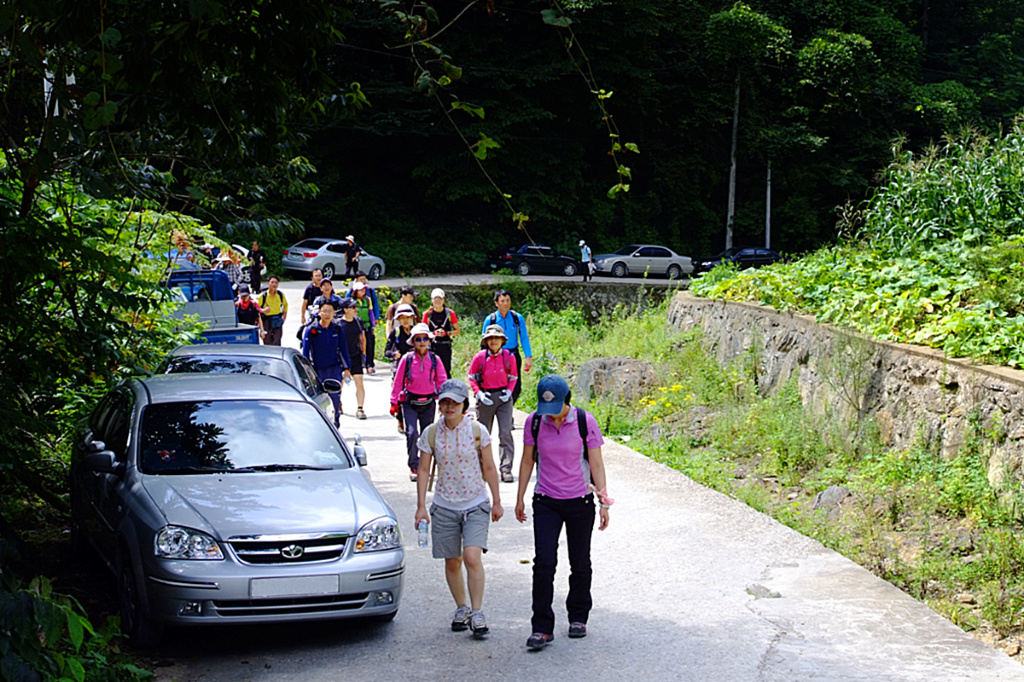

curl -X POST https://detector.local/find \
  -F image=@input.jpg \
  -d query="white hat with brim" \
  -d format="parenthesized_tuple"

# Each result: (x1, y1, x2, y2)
(410, 323, 433, 339)
(353, 281, 366, 290)
(215, 254, 232, 262)
(346, 235, 355, 241)
(395, 304, 415, 318)
(431, 288, 445, 299)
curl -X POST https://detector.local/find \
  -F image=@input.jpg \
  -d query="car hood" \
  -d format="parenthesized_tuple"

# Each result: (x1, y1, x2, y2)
(142, 469, 391, 538)
(593, 253, 619, 261)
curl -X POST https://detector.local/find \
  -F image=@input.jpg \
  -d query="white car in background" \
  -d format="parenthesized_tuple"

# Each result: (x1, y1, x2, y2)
(280, 238, 387, 281)
(230, 243, 268, 284)
(592, 244, 693, 279)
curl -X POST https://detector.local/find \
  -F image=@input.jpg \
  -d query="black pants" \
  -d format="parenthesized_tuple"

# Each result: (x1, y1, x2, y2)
(511, 347, 524, 404)
(531, 493, 595, 636)
(364, 327, 376, 369)
(402, 400, 436, 470)
(431, 342, 453, 377)
(582, 262, 592, 282)
(345, 260, 359, 277)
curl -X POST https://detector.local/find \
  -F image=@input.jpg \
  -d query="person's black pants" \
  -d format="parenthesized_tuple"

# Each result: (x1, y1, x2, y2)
(402, 400, 436, 471)
(364, 327, 376, 369)
(432, 342, 453, 377)
(511, 347, 523, 404)
(531, 493, 595, 636)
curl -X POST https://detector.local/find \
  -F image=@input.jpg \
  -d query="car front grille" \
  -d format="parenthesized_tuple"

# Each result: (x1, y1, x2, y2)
(212, 592, 371, 617)
(227, 533, 349, 565)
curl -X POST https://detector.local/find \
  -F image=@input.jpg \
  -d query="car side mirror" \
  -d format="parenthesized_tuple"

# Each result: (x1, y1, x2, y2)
(322, 378, 342, 393)
(85, 440, 107, 453)
(353, 444, 367, 467)
(84, 451, 119, 474)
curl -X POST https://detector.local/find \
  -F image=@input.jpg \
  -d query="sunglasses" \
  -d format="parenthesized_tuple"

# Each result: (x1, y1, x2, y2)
(413, 336, 431, 343)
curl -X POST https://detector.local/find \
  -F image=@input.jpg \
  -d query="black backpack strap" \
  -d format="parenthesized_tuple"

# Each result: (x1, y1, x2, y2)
(577, 406, 589, 461)
(530, 411, 541, 461)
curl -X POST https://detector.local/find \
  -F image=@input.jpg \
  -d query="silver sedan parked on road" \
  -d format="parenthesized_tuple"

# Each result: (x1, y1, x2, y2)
(280, 238, 386, 281)
(592, 244, 693, 279)
(70, 374, 404, 647)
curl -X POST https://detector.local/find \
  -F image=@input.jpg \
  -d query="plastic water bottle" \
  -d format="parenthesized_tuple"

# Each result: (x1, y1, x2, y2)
(417, 520, 429, 548)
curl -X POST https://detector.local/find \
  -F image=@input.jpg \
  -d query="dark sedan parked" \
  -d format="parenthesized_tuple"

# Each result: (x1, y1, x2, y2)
(693, 247, 783, 274)
(485, 244, 581, 277)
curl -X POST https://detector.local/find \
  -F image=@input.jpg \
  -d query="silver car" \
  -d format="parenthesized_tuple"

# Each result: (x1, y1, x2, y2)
(158, 345, 336, 416)
(592, 244, 693, 279)
(70, 374, 404, 646)
(280, 238, 386, 281)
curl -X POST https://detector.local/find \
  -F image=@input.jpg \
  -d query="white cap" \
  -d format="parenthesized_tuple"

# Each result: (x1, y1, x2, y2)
(215, 253, 232, 262)
(410, 323, 433, 339)
(346, 234, 355, 241)
(431, 287, 445, 299)
(395, 304, 415, 318)
(352, 281, 366, 291)
(579, 239, 586, 246)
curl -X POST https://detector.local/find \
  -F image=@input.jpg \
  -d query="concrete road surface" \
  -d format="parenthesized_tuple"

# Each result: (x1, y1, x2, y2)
(153, 318, 1024, 682)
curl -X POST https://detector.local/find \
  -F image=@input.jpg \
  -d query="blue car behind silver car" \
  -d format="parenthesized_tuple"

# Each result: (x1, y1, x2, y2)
(70, 373, 404, 646)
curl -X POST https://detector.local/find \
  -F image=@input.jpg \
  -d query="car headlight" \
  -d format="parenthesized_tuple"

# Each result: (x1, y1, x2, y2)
(155, 525, 224, 560)
(354, 517, 401, 553)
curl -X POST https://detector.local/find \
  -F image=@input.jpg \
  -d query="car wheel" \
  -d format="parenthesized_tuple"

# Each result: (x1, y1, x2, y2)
(667, 264, 682, 280)
(369, 264, 382, 280)
(562, 263, 578, 277)
(321, 263, 335, 280)
(612, 262, 627, 278)
(118, 556, 163, 647)
(516, 262, 531, 276)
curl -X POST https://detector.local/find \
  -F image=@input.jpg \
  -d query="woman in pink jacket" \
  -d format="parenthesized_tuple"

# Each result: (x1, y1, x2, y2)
(468, 324, 519, 483)
(391, 323, 449, 481)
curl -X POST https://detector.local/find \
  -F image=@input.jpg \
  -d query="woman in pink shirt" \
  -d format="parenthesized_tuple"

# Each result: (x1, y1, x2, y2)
(391, 323, 449, 481)
(468, 324, 518, 483)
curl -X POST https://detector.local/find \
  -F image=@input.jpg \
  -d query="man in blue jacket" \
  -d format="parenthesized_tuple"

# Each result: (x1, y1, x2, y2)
(302, 300, 351, 427)
(481, 289, 532, 404)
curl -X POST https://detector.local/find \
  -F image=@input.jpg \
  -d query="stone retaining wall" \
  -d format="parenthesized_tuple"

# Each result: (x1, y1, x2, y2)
(667, 292, 1024, 483)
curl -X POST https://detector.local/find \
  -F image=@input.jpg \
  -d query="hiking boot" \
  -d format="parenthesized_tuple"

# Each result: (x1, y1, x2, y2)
(450, 605, 471, 632)
(526, 632, 553, 650)
(568, 622, 587, 638)
(500, 472, 514, 483)
(469, 610, 489, 639)
(356, 407, 367, 420)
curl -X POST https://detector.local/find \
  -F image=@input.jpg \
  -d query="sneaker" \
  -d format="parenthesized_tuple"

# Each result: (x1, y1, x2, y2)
(410, 469, 418, 482)
(451, 605, 471, 632)
(469, 610, 489, 638)
(526, 632, 553, 650)
(500, 472, 514, 483)
(568, 622, 587, 638)
(366, 366, 375, 375)
(356, 407, 367, 420)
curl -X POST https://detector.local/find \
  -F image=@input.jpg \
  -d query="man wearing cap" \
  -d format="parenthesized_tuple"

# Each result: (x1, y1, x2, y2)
(469, 325, 518, 483)
(515, 375, 612, 651)
(302, 300, 352, 427)
(344, 235, 360, 277)
(338, 298, 368, 420)
(386, 286, 419, 338)
(235, 284, 263, 334)
(391, 323, 449, 481)
(481, 290, 532, 404)
(423, 288, 460, 377)
(350, 279, 379, 374)
(415, 378, 503, 639)
(579, 240, 593, 282)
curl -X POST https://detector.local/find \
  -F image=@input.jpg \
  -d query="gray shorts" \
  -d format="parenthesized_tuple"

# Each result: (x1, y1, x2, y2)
(429, 501, 491, 559)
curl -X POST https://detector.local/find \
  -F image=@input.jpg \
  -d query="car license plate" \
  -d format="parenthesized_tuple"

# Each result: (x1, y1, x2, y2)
(288, 253, 302, 260)
(250, 575, 340, 598)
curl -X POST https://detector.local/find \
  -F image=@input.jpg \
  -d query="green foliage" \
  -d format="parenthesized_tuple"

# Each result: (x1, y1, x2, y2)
(0, 543, 151, 682)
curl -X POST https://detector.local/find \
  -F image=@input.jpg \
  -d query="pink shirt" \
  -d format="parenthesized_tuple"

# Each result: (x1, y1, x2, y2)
(467, 349, 518, 393)
(524, 408, 604, 499)
(390, 351, 449, 403)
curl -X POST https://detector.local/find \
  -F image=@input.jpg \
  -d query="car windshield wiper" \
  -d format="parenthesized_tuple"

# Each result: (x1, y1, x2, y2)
(232, 464, 330, 472)
(157, 466, 240, 475)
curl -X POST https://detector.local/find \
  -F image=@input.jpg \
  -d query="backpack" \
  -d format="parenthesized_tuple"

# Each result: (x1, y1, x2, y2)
(424, 419, 485, 491)
(469, 349, 513, 388)
(530, 406, 592, 482)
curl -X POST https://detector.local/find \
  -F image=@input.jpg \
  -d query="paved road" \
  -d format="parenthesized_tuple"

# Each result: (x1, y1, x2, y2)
(152, 316, 1024, 682)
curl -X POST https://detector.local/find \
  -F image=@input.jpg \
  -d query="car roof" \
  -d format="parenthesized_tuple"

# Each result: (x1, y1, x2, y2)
(134, 373, 306, 404)
(167, 344, 295, 360)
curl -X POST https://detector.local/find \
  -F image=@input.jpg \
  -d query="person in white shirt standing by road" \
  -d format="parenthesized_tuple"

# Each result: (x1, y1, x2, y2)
(579, 239, 594, 282)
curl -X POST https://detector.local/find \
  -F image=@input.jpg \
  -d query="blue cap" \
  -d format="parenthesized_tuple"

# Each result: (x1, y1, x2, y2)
(536, 375, 570, 415)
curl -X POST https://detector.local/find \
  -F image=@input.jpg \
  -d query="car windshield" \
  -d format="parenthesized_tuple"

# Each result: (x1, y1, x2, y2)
(293, 239, 328, 249)
(163, 357, 293, 383)
(710, 248, 742, 259)
(139, 400, 350, 474)
(613, 245, 641, 255)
